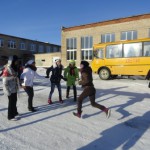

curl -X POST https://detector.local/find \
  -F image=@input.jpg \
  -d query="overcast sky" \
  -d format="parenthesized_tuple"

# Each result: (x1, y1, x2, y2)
(0, 0, 150, 45)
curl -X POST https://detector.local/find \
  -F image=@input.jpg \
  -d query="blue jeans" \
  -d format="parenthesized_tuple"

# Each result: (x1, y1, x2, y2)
(49, 83, 62, 100)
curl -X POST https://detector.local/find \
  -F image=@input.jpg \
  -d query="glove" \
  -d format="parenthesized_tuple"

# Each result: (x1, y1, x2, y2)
(45, 76, 49, 78)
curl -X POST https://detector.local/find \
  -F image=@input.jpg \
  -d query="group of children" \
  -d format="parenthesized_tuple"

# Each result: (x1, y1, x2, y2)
(2, 55, 111, 121)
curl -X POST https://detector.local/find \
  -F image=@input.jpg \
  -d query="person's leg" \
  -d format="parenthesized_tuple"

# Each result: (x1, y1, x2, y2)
(66, 86, 70, 98)
(48, 83, 55, 104)
(57, 83, 63, 103)
(73, 85, 77, 101)
(89, 87, 111, 118)
(76, 88, 90, 115)
(25, 87, 34, 110)
(12, 93, 18, 116)
(8, 94, 15, 120)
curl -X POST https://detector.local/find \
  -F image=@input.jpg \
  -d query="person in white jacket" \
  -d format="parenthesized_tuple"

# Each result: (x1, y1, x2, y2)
(20, 60, 44, 112)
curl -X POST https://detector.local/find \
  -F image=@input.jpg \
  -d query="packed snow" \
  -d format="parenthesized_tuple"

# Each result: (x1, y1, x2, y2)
(0, 68, 150, 150)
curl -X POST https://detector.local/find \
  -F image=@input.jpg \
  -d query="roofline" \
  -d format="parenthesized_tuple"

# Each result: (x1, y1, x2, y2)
(0, 33, 60, 46)
(62, 13, 150, 32)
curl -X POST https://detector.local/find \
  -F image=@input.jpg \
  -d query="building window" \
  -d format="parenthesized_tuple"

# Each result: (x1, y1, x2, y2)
(101, 33, 115, 43)
(0, 38, 4, 47)
(46, 46, 51, 53)
(20, 42, 26, 50)
(38, 45, 44, 53)
(30, 43, 36, 51)
(121, 31, 137, 40)
(81, 36, 93, 60)
(53, 46, 58, 52)
(8, 40, 16, 49)
(66, 38, 77, 60)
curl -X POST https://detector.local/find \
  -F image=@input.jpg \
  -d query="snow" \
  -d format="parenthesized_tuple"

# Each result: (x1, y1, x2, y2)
(0, 68, 150, 150)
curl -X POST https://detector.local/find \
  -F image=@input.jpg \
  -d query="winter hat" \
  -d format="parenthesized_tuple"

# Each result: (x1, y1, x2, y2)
(80, 61, 89, 68)
(69, 60, 75, 65)
(55, 59, 61, 63)
(25, 60, 35, 66)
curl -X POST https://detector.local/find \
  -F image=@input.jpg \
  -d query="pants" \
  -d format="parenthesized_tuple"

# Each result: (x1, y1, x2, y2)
(24, 87, 34, 109)
(8, 93, 18, 119)
(67, 85, 77, 101)
(77, 86, 106, 114)
(49, 83, 62, 100)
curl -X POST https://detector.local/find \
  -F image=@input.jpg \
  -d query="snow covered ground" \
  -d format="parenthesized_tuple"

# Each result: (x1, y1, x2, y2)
(0, 68, 150, 150)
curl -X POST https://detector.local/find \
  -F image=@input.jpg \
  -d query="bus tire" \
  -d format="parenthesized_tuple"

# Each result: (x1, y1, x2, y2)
(99, 68, 110, 80)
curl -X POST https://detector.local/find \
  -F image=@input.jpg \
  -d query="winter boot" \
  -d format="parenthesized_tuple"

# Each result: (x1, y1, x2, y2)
(48, 99, 53, 105)
(104, 108, 111, 118)
(59, 98, 63, 103)
(73, 111, 82, 118)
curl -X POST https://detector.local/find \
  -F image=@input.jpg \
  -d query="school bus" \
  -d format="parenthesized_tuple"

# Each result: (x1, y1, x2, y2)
(91, 38, 150, 80)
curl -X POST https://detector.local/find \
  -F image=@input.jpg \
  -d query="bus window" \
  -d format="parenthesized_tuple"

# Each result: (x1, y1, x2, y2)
(144, 42, 150, 56)
(124, 43, 142, 57)
(93, 48, 103, 59)
(106, 44, 122, 58)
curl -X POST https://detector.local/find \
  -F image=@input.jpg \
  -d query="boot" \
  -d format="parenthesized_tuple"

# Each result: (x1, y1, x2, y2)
(73, 111, 82, 118)
(59, 98, 63, 103)
(104, 108, 111, 118)
(48, 99, 53, 104)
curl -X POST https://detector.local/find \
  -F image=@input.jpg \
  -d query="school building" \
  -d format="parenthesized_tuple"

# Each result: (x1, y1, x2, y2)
(61, 13, 150, 67)
(0, 33, 61, 66)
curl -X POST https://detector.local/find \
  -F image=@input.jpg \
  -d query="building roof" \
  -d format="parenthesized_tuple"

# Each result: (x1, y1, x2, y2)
(62, 13, 150, 32)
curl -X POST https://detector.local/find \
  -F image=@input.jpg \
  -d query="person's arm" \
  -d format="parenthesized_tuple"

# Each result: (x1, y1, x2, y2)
(64, 67, 68, 79)
(45, 66, 52, 78)
(78, 72, 89, 86)
(2, 77, 11, 96)
(34, 71, 45, 79)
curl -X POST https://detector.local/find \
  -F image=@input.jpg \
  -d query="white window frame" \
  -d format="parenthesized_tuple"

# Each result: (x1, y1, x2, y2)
(66, 38, 77, 60)
(20, 42, 26, 50)
(101, 33, 115, 43)
(121, 30, 137, 40)
(81, 36, 93, 60)
(8, 40, 16, 49)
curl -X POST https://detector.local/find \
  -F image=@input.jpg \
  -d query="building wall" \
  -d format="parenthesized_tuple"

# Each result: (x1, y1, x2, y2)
(0, 34, 61, 66)
(34, 52, 62, 68)
(61, 14, 150, 67)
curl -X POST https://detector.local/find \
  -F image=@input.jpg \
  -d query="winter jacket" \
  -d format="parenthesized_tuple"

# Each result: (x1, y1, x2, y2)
(64, 66, 79, 86)
(2, 65, 19, 96)
(47, 65, 64, 83)
(79, 66, 94, 87)
(20, 66, 44, 87)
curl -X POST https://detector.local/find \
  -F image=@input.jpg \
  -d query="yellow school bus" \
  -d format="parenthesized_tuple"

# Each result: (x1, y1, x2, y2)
(91, 38, 150, 80)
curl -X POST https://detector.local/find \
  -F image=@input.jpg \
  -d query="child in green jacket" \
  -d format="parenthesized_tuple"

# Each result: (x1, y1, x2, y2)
(64, 60, 79, 101)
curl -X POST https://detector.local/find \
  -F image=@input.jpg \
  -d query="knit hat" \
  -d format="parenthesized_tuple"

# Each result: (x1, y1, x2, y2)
(69, 60, 75, 65)
(80, 61, 89, 68)
(55, 59, 61, 63)
(25, 60, 35, 66)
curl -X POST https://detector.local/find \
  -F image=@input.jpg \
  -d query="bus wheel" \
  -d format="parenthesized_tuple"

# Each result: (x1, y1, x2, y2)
(99, 68, 110, 80)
